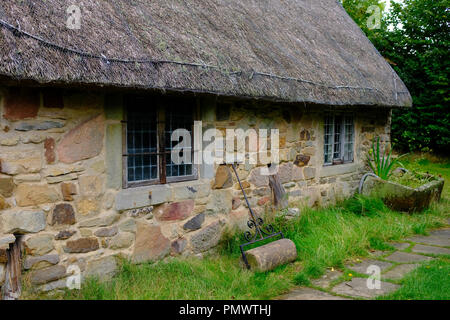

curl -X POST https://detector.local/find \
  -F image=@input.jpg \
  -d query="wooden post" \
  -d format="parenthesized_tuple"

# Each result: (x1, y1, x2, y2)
(1, 237, 22, 300)
(269, 172, 288, 209)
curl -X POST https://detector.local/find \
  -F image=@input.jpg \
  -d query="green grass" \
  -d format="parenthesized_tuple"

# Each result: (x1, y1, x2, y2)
(390, 170, 436, 188)
(60, 256, 294, 300)
(28, 154, 449, 300)
(273, 197, 447, 284)
(378, 258, 450, 300)
(400, 153, 450, 198)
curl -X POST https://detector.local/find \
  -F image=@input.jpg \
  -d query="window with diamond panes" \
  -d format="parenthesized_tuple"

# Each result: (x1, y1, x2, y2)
(123, 96, 197, 188)
(323, 114, 354, 165)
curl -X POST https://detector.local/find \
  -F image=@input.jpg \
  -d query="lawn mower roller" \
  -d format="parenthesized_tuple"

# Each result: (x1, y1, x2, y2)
(230, 163, 297, 272)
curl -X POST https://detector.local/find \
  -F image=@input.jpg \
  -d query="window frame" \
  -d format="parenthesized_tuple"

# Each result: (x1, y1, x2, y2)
(122, 96, 198, 189)
(323, 113, 355, 166)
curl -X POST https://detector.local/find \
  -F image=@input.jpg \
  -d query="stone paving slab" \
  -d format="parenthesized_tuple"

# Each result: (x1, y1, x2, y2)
(369, 250, 389, 257)
(382, 264, 419, 280)
(331, 277, 399, 299)
(406, 235, 449, 247)
(346, 259, 392, 274)
(311, 270, 343, 289)
(429, 229, 450, 237)
(391, 242, 410, 250)
(411, 244, 450, 255)
(406, 229, 450, 247)
(277, 287, 349, 300)
(385, 251, 433, 263)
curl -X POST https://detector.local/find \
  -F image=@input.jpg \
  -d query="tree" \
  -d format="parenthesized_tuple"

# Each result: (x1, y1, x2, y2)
(340, 0, 386, 36)
(343, 0, 450, 154)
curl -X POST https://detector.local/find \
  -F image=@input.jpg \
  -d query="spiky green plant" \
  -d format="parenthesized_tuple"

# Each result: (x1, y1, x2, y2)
(367, 137, 405, 180)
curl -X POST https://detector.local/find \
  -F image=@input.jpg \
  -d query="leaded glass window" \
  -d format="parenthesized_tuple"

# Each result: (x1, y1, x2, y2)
(123, 96, 197, 188)
(324, 114, 354, 165)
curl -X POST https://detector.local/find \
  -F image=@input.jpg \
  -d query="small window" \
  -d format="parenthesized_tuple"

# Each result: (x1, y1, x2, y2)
(324, 114, 354, 165)
(123, 96, 197, 188)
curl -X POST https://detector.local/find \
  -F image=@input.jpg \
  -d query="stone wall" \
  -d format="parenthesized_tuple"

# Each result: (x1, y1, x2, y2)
(0, 86, 391, 293)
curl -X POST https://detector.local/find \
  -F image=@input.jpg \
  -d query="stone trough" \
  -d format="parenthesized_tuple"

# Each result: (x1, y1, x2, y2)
(361, 174, 444, 212)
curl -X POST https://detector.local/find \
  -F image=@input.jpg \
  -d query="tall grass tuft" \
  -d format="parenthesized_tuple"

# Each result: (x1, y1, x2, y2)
(367, 137, 405, 180)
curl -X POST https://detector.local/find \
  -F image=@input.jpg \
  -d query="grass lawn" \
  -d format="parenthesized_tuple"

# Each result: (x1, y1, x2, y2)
(29, 154, 449, 300)
(378, 258, 450, 300)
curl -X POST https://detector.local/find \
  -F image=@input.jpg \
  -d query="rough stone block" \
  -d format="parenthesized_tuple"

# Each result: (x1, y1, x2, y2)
(64, 237, 99, 253)
(61, 182, 77, 201)
(119, 219, 136, 233)
(57, 114, 105, 163)
(15, 121, 64, 131)
(303, 167, 316, 180)
(171, 238, 187, 255)
(190, 220, 223, 253)
(24, 234, 54, 256)
(213, 165, 233, 189)
(155, 200, 194, 221)
(24, 254, 60, 270)
(44, 138, 56, 164)
(2, 209, 46, 234)
(132, 222, 170, 264)
(0, 195, 10, 210)
(206, 189, 233, 215)
(109, 232, 134, 249)
(51, 203, 76, 225)
(31, 265, 67, 285)
(76, 198, 100, 216)
(183, 213, 205, 231)
(94, 226, 118, 238)
(0, 175, 14, 197)
(115, 184, 172, 211)
(15, 184, 60, 207)
(78, 213, 119, 228)
(84, 256, 118, 281)
(172, 182, 210, 201)
(55, 230, 76, 240)
(106, 123, 122, 189)
(79, 175, 105, 197)
(0, 149, 42, 175)
(248, 168, 269, 187)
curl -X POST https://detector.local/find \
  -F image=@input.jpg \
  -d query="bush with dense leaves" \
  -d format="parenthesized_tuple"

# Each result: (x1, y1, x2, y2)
(342, 0, 449, 155)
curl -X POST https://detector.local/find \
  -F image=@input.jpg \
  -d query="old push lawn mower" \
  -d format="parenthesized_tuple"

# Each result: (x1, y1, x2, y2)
(230, 163, 297, 272)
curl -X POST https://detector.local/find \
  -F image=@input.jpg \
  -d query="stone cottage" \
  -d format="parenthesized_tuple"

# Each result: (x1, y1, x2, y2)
(0, 1, 411, 295)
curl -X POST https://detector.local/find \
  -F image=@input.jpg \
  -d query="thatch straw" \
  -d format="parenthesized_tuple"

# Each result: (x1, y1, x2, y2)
(0, 0, 412, 107)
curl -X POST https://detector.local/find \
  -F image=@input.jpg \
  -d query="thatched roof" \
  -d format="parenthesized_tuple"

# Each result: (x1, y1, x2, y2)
(0, 0, 411, 107)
